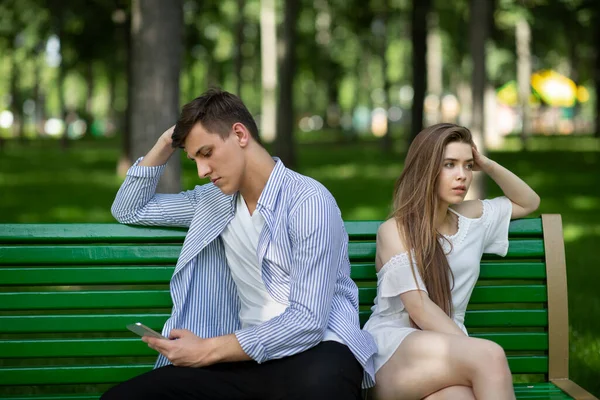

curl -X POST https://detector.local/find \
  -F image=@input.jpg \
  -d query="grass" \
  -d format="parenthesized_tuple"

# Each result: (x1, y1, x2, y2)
(0, 134, 599, 396)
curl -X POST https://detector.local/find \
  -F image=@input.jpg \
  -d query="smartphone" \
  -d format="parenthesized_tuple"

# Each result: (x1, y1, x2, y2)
(126, 322, 168, 340)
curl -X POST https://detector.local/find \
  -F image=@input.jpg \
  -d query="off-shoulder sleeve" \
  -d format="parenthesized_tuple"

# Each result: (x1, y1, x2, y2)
(375, 252, 427, 315)
(481, 196, 513, 256)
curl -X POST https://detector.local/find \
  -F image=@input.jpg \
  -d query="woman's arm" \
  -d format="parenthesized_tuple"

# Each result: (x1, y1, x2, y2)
(400, 290, 466, 336)
(377, 220, 466, 336)
(472, 147, 540, 219)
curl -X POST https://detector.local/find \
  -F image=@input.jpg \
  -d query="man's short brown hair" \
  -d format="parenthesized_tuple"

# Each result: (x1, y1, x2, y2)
(172, 88, 261, 148)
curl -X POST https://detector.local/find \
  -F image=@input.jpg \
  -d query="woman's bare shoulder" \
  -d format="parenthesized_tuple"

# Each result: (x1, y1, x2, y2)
(376, 219, 407, 270)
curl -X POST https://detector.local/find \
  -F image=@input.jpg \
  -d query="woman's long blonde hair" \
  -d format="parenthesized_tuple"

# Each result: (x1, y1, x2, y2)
(392, 123, 474, 317)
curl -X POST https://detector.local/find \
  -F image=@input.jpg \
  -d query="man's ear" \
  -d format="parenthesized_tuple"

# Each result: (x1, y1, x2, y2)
(232, 122, 250, 147)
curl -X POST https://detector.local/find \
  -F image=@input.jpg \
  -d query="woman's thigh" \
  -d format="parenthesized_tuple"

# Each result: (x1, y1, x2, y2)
(373, 331, 499, 400)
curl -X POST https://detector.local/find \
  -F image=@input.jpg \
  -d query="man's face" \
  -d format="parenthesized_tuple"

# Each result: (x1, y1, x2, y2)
(184, 122, 246, 195)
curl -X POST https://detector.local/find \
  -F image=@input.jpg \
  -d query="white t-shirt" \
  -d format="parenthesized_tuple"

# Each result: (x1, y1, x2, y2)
(221, 194, 343, 343)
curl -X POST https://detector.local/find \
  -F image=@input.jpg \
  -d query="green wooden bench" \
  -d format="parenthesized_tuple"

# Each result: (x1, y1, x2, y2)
(0, 215, 596, 399)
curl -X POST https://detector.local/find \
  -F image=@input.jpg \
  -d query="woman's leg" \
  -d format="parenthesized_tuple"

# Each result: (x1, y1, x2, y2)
(373, 331, 514, 400)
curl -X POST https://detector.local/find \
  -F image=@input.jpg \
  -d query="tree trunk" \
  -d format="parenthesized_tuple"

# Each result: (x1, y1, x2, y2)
(426, 12, 442, 125)
(9, 48, 23, 142)
(129, 0, 183, 193)
(55, 8, 69, 150)
(275, 0, 298, 168)
(467, 0, 489, 200)
(516, 17, 531, 149)
(409, 0, 430, 143)
(34, 52, 45, 136)
(118, 10, 133, 177)
(85, 62, 94, 132)
(379, 3, 393, 153)
(595, 2, 600, 138)
(260, 0, 277, 143)
(235, 0, 245, 97)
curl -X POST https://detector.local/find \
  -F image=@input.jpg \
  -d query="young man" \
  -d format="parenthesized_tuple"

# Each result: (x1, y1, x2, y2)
(102, 89, 377, 400)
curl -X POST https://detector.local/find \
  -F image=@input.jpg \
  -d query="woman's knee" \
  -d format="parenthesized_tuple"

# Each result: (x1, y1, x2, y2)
(471, 339, 511, 378)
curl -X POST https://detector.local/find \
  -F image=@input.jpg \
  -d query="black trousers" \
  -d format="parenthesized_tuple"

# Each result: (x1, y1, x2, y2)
(101, 341, 363, 400)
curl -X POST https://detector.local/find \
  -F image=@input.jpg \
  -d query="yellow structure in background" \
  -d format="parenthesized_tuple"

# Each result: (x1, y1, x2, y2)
(496, 69, 589, 108)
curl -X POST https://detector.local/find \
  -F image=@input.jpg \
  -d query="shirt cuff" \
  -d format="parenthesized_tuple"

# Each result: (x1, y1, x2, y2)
(235, 327, 268, 363)
(126, 157, 167, 178)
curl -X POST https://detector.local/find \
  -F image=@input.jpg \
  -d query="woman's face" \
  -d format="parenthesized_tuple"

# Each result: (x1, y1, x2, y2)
(437, 141, 474, 205)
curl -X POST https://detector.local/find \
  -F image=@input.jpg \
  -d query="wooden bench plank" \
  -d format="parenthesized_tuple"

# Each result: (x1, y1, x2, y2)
(0, 239, 545, 266)
(0, 356, 548, 385)
(0, 246, 181, 265)
(0, 291, 172, 310)
(360, 309, 549, 327)
(0, 384, 572, 400)
(463, 309, 549, 327)
(0, 314, 170, 333)
(358, 285, 547, 305)
(0, 333, 549, 358)
(469, 332, 548, 350)
(0, 262, 548, 286)
(0, 266, 174, 285)
(2, 286, 546, 310)
(1, 310, 547, 333)
(0, 219, 545, 243)
(0, 365, 154, 385)
(0, 396, 101, 400)
(0, 224, 187, 243)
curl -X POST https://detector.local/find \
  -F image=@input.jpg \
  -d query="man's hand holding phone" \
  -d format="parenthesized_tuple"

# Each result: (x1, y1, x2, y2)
(144, 328, 217, 368)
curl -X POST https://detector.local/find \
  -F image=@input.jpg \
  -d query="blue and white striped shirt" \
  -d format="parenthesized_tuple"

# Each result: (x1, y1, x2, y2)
(111, 158, 377, 387)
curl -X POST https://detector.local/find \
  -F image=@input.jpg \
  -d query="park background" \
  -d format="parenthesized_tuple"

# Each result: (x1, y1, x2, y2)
(0, 0, 599, 396)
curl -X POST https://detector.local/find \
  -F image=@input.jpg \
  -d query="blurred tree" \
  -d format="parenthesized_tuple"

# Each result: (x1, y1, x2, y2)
(468, 0, 491, 200)
(516, 16, 531, 147)
(129, 0, 183, 193)
(426, 11, 442, 125)
(410, 0, 430, 142)
(235, 0, 245, 96)
(260, 0, 277, 143)
(275, 0, 299, 168)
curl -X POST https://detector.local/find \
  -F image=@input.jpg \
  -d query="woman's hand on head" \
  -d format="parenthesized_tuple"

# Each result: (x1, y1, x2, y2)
(471, 146, 494, 173)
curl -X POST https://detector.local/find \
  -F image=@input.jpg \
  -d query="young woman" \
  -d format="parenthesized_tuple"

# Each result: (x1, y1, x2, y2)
(364, 123, 540, 400)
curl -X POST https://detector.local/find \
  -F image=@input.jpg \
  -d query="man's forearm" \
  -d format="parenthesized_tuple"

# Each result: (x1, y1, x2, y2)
(207, 334, 252, 364)
(138, 137, 177, 167)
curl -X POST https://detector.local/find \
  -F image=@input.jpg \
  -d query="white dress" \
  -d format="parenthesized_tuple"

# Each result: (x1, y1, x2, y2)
(363, 197, 513, 373)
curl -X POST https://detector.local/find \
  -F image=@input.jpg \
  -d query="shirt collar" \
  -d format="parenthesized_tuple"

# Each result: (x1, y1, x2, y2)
(256, 157, 287, 213)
